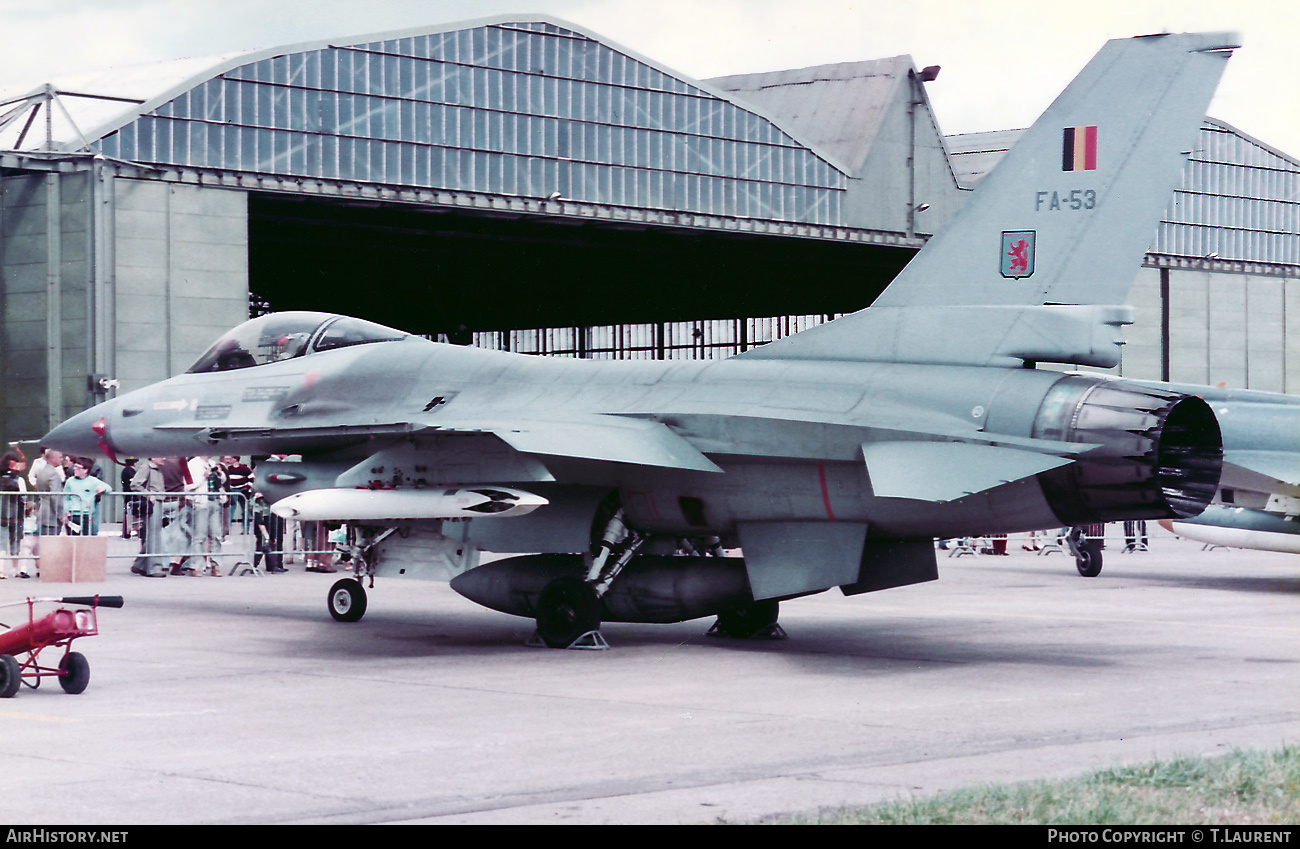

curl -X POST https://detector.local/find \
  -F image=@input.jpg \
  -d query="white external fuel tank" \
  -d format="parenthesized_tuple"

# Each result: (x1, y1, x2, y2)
(269, 486, 547, 521)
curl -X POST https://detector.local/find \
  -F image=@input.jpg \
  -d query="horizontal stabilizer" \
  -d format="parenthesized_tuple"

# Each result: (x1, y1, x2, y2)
(862, 441, 1075, 502)
(1222, 450, 1300, 497)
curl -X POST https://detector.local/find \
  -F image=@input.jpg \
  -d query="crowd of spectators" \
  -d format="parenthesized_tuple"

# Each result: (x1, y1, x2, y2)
(0, 450, 332, 579)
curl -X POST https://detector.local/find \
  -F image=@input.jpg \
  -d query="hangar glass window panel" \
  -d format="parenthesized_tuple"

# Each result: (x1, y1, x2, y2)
(91, 21, 844, 224)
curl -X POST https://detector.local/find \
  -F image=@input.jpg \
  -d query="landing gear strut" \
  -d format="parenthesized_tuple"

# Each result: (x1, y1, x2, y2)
(324, 526, 395, 622)
(531, 504, 644, 649)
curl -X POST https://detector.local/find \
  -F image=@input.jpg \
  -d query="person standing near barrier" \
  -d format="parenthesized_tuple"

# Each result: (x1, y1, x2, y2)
(33, 448, 64, 538)
(27, 449, 46, 487)
(120, 458, 140, 539)
(62, 458, 110, 537)
(221, 456, 252, 533)
(130, 457, 183, 576)
(250, 456, 288, 573)
(187, 457, 225, 576)
(0, 451, 28, 578)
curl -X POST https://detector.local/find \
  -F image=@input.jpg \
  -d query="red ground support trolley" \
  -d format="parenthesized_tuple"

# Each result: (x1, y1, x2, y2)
(0, 595, 124, 697)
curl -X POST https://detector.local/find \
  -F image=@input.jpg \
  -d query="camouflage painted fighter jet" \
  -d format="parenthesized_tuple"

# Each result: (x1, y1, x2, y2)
(45, 32, 1236, 647)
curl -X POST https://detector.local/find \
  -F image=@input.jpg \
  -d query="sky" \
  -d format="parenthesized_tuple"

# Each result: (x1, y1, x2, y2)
(2, 0, 1297, 155)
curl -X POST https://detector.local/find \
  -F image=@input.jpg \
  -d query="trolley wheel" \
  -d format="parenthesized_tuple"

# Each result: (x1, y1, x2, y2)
(58, 651, 90, 695)
(328, 578, 367, 622)
(0, 655, 19, 698)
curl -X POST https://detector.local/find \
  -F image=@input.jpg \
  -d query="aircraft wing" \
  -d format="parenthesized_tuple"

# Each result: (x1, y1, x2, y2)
(1221, 450, 1300, 498)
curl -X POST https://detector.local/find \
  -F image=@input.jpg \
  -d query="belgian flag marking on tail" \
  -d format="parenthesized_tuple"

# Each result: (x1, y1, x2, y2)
(1062, 125, 1098, 171)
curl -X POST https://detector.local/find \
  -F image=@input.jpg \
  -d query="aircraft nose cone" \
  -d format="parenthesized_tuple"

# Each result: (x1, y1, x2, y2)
(42, 403, 115, 458)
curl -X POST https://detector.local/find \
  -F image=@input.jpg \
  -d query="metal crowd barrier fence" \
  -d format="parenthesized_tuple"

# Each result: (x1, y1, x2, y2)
(940, 522, 1152, 557)
(0, 490, 260, 578)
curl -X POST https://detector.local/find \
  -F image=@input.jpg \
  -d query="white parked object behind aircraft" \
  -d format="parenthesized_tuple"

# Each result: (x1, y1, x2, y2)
(45, 32, 1237, 647)
(1152, 384, 1300, 556)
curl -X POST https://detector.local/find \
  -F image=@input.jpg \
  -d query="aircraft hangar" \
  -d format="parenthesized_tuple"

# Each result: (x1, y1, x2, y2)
(1, 15, 1298, 448)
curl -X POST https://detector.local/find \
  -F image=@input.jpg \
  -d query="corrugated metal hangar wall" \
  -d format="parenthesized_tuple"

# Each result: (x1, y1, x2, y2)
(1, 16, 1299, 448)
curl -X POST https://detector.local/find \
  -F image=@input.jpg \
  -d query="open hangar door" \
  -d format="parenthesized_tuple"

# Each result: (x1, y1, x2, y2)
(248, 194, 915, 343)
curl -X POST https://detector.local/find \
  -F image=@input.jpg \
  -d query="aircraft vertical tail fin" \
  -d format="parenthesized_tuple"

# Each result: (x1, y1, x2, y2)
(742, 32, 1238, 367)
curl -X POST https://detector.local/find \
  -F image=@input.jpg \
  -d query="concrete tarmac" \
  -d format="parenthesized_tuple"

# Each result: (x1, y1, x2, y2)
(2, 529, 1299, 825)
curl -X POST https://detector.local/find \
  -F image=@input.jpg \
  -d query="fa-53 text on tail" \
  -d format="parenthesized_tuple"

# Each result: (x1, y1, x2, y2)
(45, 32, 1236, 648)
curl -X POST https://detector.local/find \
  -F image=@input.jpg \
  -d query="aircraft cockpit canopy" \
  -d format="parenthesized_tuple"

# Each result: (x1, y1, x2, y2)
(187, 312, 408, 373)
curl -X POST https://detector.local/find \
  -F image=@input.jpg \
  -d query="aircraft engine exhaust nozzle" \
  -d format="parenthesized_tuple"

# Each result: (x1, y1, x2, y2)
(450, 554, 754, 624)
(1033, 375, 1222, 525)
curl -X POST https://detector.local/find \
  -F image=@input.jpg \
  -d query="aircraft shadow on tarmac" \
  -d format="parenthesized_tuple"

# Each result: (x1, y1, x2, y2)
(115, 578, 1144, 669)
(195, 597, 1121, 671)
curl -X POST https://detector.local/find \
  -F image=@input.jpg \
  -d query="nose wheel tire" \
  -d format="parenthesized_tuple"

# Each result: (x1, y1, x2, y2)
(1075, 540, 1103, 578)
(328, 578, 368, 622)
(535, 576, 601, 648)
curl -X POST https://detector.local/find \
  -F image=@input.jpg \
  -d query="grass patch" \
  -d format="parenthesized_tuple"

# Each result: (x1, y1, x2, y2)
(756, 746, 1300, 824)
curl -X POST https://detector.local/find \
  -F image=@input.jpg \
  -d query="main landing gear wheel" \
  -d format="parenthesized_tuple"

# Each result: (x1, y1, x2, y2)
(709, 600, 785, 639)
(328, 578, 368, 622)
(535, 576, 602, 648)
(1075, 540, 1103, 578)
(58, 651, 90, 695)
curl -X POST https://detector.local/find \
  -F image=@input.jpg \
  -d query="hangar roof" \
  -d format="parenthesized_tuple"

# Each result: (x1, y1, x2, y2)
(0, 15, 858, 228)
(0, 15, 971, 239)
(707, 56, 927, 176)
(944, 128, 1026, 188)
(0, 52, 249, 152)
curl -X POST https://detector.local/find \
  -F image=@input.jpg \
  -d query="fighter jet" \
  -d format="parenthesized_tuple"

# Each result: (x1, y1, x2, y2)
(44, 32, 1235, 647)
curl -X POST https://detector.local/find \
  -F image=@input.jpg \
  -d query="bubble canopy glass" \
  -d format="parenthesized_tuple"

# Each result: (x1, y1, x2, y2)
(187, 312, 408, 373)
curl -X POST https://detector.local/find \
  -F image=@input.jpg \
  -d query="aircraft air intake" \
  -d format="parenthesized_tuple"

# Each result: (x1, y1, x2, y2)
(1032, 375, 1222, 525)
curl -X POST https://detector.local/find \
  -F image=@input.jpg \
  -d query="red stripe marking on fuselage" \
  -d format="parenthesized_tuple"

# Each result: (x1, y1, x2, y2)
(818, 463, 836, 521)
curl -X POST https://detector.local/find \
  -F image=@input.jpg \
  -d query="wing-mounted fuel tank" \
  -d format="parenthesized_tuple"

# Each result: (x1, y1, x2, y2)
(1029, 374, 1222, 524)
